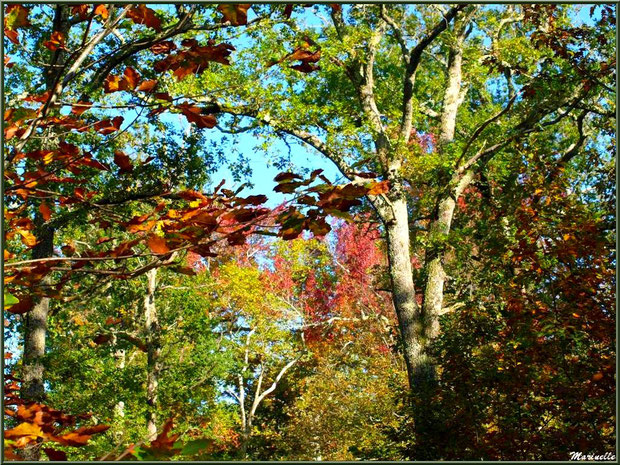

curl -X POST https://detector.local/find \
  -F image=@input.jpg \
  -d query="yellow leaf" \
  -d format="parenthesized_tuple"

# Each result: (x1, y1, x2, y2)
(17, 230, 37, 247)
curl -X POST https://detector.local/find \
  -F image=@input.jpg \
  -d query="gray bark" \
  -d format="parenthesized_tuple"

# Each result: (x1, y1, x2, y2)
(144, 268, 161, 441)
(380, 196, 423, 389)
(22, 223, 54, 405)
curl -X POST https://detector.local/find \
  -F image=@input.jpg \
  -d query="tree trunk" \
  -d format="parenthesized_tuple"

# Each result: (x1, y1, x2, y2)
(22, 222, 54, 404)
(382, 196, 424, 389)
(422, 171, 474, 339)
(144, 268, 161, 441)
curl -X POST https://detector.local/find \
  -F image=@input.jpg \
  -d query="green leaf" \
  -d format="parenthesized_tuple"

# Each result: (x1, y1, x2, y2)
(3, 293, 19, 310)
(181, 438, 212, 456)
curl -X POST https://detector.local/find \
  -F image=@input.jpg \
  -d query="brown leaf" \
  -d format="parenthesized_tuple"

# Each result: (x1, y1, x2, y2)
(149, 420, 180, 452)
(44, 448, 67, 461)
(55, 424, 110, 447)
(71, 100, 92, 116)
(127, 5, 162, 31)
(147, 235, 170, 255)
(177, 104, 217, 129)
(113, 151, 134, 174)
(136, 79, 158, 92)
(274, 172, 303, 182)
(103, 74, 123, 93)
(39, 202, 52, 221)
(93, 334, 111, 345)
(290, 62, 320, 73)
(123, 67, 141, 90)
(5, 5, 30, 30)
(218, 4, 251, 26)
(151, 41, 177, 55)
(6, 295, 34, 315)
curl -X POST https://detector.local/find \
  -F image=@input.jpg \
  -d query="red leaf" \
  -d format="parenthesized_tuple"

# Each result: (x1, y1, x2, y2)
(147, 235, 170, 255)
(127, 5, 162, 31)
(113, 151, 133, 174)
(6, 296, 34, 314)
(4, 29, 19, 45)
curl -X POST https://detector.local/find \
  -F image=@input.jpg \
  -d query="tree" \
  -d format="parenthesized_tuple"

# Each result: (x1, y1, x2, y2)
(166, 1, 614, 433)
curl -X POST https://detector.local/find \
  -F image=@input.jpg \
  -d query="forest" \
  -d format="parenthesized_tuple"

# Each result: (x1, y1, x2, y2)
(2, 2, 616, 461)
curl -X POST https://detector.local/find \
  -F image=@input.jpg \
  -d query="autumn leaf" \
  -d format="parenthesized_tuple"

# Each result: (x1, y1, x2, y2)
(17, 229, 37, 247)
(113, 151, 134, 174)
(5, 296, 34, 315)
(136, 79, 158, 92)
(147, 235, 170, 255)
(127, 5, 162, 31)
(4, 422, 44, 440)
(177, 104, 217, 129)
(94, 4, 108, 20)
(123, 67, 140, 90)
(218, 4, 251, 26)
(151, 41, 177, 55)
(3, 293, 19, 309)
(367, 180, 390, 196)
(39, 202, 52, 221)
(43, 31, 66, 51)
(5, 5, 30, 31)
(44, 448, 67, 461)
(55, 424, 110, 446)
(103, 74, 123, 93)
(71, 99, 92, 116)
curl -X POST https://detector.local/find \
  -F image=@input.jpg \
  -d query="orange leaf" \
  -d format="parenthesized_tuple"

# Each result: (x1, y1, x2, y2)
(592, 372, 604, 381)
(94, 4, 108, 20)
(367, 180, 390, 196)
(71, 99, 92, 116)
(43, 31, 65, 51)
(103, 74, 123, 93)
(113, 151, 133, 174)
(4, 422, 44, 440)
(136, 79, 158, 92)
(147, 235, 170, 255)
(218, 4, 251, 26)
(127, 5, 161, 31)
(39, 202, 52, 221)
(123, 67, 141, 90)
